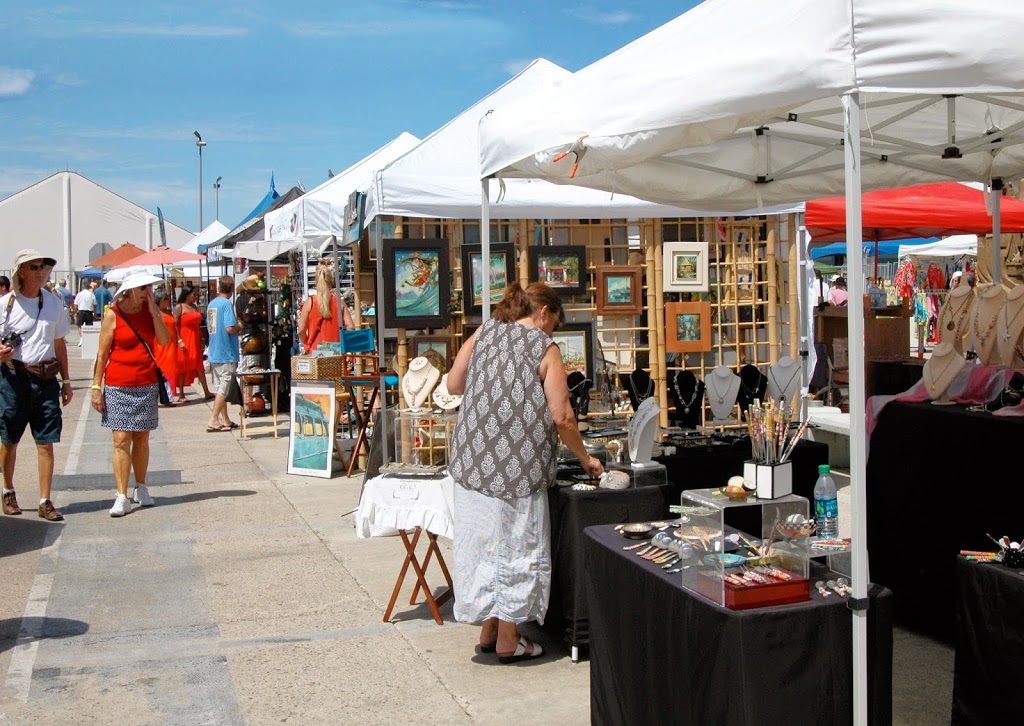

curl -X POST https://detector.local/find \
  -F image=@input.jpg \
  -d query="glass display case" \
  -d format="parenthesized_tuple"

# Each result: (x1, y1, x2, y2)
(678, 487, 811, 610)
(373, 407, 458, 475)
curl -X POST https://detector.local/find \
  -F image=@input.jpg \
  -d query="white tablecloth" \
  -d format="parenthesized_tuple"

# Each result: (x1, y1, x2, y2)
(355, 473, 456, 540)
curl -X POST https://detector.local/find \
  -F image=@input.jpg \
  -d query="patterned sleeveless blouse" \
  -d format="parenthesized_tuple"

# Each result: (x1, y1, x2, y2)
(449, 318, 558, 499)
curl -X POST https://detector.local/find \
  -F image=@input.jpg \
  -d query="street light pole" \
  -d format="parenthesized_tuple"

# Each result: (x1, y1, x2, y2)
(194, 130, 206, 231)
(213, 176, 222, 221)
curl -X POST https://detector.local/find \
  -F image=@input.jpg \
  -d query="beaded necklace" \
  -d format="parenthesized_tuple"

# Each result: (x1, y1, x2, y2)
(626, 371, 653, 404)
(940, 290, 972, 333)
(672, 373, 701, 415)
(972, 292, 1004, 347)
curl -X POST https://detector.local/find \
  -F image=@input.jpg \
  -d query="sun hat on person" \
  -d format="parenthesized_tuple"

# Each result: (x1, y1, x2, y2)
(952, 270, 963, 281)
(114, 266, 163, 298)
(235, 274, 261, 294)
(14, 249, 57, 269)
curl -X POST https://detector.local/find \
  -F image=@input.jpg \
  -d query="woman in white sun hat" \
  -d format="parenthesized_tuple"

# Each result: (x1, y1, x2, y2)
(89, 266, 171, 517)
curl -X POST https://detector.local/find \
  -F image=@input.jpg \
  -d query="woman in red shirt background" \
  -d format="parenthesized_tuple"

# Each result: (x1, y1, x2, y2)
(153, 290, 180, 405)
(298, 266, 355, 353)
(90, 268, 171, 518)
(173, 286, 213, 401)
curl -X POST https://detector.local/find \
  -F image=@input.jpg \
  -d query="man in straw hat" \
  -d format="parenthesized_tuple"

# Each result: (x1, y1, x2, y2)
(1, 249, 73, 521)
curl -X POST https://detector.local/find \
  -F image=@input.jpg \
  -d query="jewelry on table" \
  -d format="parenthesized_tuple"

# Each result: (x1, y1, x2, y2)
(939, 289, 972, 333)
(626, 371, 653, 404)
(739, 368, 764, 398)
(768, 364, 800, 405)
(924, 347, 963, 392)
(1001, 299, 1024, 342)
(973, 308, 1000, 346)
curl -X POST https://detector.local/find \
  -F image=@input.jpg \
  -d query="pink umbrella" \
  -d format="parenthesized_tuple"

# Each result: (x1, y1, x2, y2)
(114, 246, 206, 267)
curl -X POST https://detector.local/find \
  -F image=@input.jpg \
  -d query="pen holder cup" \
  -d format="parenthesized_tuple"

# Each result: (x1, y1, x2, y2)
(743, 460, 793, 500)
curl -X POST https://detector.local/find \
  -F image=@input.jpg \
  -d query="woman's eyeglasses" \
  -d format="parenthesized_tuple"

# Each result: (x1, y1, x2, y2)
(26, 263, 51, 271)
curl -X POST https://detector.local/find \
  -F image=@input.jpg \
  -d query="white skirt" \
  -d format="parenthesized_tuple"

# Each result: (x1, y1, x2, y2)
(452, 483, 551, 625)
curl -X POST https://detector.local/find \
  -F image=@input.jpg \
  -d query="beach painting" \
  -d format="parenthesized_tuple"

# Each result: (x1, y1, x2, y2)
(552, 323, 593, 380)
(287, 384, 336, 478)
(461, 243, 514, 314)
(471, 252, 508, 306)
(383, 239, 451, 329)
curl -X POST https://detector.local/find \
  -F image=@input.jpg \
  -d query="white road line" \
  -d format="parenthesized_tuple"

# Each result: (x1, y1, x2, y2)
(63, 385, 94, 476)
(5, 526, 63, 702)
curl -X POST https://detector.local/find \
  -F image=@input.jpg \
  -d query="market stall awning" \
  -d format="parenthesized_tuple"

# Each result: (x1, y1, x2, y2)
(89, 242, 147, 267)
(806, 183, 1024, 242)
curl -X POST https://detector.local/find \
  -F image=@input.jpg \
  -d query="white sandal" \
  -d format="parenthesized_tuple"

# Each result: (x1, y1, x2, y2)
(497, 636, 543, 664)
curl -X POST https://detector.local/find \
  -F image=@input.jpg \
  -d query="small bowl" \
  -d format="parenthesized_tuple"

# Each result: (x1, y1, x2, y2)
(722, 485, 750, 501)
(621, 523, 654, 539)
(703, 553, 747, 568)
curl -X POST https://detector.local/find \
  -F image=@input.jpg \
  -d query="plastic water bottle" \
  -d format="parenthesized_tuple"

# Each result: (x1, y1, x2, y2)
(813, 464, 839, 539)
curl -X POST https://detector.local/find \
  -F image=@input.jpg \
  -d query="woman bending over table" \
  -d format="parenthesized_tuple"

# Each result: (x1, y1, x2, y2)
(447, 281, 603, 663)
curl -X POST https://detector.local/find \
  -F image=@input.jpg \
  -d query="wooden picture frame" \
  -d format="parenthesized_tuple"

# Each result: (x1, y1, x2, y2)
(595, 265, 643, 315)
(461, 243, 515, 315)
(663, 242, 709, 292)
(287, 382, 337, 478)
(665, 302, 712, 353)
(552, 323, 594, 381)
(382, 238, 450, 330)
(359, 220, 395, 268)
(409, 335, 451, 365)
(528, 245, 587, 297)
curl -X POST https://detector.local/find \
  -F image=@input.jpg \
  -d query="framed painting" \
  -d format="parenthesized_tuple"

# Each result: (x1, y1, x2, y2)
(552, 323, 593, 381)
(359, 220, 396, 268)
(595, 265, 643, 315)
(528, 245, 587, 297)
(461, 243, 515, 315)
(665, 302, 712, 353)
(663, 242, 709, 292)
(345, 190, 365, 244)
(409, 335, 450, 364)
(382, 238, 450, 329)
(287, 382, 337, 478)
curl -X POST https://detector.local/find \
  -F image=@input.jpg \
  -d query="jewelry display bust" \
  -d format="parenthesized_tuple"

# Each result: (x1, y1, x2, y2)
(922, 342, 969, 401)
(766, 356, 800, 406)
(619, 368, 654, 412)
(402, 356, 440, 410)
(937, 283, 976, 355)
(705, 366, 740, 422)
(736, 364, 767, 411)
(431, 373, 463, 411)
(969, 283, 1007, 365)
(668, 370, 704, 429)
(994, 284, 1024, 367)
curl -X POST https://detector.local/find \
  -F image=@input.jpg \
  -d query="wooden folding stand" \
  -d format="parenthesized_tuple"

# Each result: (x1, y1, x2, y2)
(382, 527, 453, 625)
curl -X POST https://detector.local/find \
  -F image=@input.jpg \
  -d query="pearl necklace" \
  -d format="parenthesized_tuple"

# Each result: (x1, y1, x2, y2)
(672, 373, 701, 415)
(404, 373, 428, 397)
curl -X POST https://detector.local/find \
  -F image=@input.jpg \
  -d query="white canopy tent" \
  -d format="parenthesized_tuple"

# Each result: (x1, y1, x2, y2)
(264, 132, 421, 247)
(365, 58, 800, 222)
(898, 234, 978, 260)
(478, 1, 1024, 722)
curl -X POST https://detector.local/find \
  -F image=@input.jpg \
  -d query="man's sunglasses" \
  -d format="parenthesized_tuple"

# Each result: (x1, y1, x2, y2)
(25, 263, 51, 271)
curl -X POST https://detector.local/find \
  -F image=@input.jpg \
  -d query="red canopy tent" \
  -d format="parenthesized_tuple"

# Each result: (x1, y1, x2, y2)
(806, 182, 1024, 281)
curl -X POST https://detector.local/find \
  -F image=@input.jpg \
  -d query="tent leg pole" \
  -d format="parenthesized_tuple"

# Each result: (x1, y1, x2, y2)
(481, 179, 491, 320)
(843, 91, 869, 726)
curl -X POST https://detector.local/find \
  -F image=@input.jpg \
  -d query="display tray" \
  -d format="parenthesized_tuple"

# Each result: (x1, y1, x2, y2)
(696, 569, 810, 610)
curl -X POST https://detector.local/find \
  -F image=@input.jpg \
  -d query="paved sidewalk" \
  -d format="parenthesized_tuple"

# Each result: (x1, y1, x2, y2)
(0, 350, 591, 725)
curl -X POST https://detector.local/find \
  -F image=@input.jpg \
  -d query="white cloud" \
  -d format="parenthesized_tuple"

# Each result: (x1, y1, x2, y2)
(568, 7, 634, 25)
(0, 67, 35, 98)
(53, 73, 85, 87)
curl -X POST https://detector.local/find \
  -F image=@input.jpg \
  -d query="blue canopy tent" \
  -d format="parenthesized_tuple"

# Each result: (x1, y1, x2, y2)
(78, 267, 106, 279)
(809, 238, 936, 260)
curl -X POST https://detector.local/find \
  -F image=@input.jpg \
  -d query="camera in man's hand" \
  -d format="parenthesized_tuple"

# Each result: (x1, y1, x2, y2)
(0, 332, 23, 349)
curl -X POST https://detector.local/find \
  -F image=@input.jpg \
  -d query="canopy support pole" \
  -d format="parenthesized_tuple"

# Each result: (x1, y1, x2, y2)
(843, 91, 869, 726)
(992, 180, 1003, 282)
(481, 179, 491, 320)
(372, 192, 389, 467)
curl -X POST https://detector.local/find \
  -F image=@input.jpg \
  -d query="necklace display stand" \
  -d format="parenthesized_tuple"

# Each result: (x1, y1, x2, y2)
(705, 366, 740, 423)
(969, 284, 1007, 365)
(431, 373, 463, 411)
(619, 369, 654, 412)
(402, 356, 440, 411)
(766, 356, 801, 407)
(736, 364, 767, 413)
(995, 284, 1024, 367)
(937, 284, 976, 355)
(668, 370, 704, 429)
(922, 342, 969, 402)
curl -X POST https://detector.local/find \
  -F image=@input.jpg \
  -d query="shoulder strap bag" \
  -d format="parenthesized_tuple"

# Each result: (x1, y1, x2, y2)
(112, 306, 172, 406)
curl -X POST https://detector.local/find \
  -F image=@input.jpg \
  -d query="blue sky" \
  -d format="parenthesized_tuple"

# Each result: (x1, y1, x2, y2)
(0, 1, 697, 236)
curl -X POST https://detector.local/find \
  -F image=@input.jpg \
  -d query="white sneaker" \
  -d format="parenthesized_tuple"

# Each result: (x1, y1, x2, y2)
(132, 485, 155, 507)
(109, 494, 132, 517)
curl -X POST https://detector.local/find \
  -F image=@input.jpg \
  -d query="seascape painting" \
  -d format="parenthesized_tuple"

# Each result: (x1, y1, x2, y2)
(394, 250, 441, 319)
(606, 274, 633, 304)
(470, 252, 509, 306)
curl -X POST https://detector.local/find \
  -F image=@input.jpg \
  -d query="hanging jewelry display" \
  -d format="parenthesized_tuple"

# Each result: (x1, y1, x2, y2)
(922, 342, 968, 400)
(995, 285, 1024, 366)
(767, 359, 801, 406)
(970, 284, 1007, 365)
(736, 364, 767, 412)
(705, 366, 740, 421)
(669, 370, 704, 429)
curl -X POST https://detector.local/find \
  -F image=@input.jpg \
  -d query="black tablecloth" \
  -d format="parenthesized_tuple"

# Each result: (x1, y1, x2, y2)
(867, 401, 1024, 636)
(952, 556, 1024, 725)
(546, 439, 829, 652)
(584, 524, 894, 726)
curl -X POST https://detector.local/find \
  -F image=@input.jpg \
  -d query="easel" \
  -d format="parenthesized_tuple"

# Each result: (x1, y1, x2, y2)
(382, 527, 453, 625)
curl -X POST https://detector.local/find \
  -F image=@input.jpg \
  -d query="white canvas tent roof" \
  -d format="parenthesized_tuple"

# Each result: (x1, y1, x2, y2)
(480, 1, 1024, 212)
(264, 132, 421, 245)
(180, 220, 230, 256)
(367, 58, 800, 221)
(898, 234, 977, 260)
(476, 2, 1024, 719)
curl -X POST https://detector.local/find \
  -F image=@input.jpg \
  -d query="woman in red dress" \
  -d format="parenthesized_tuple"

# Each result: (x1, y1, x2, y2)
(173, 286, 213, 401)
(153, 290, 180, 406)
